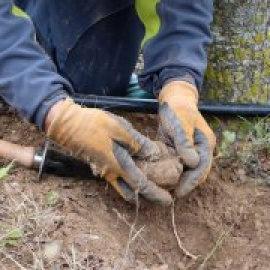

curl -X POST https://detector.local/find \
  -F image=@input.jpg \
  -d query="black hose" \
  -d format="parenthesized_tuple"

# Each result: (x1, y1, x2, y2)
(73, 95, 270, 117)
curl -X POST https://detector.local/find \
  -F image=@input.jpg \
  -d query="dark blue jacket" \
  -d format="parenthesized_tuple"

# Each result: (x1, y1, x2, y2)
(0, 0, 213, 129)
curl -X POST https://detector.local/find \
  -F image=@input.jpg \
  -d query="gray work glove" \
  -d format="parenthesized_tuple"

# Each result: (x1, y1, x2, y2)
(158, 81, 216, 197)
(46, 98, 173, 205)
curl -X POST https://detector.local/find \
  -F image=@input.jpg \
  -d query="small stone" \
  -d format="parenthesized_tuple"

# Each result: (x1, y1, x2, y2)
(237, 168, 246, 176)
(85, 191, 99, 198)
(43, 240, 63, 262)
(9, 133, 20, 143)
(177, 262, 186, 270)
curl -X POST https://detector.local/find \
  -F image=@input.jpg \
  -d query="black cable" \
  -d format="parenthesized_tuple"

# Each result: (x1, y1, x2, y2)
(73, 95, 270, 117)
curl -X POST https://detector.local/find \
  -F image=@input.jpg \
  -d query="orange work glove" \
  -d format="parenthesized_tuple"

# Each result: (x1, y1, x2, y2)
(159, 81, 216, 198)
(46, 98, 172, 205)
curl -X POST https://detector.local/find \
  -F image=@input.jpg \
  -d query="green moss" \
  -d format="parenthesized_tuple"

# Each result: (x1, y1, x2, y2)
(254, 14, 264, 24)
(263, 48, 270, 66)
(234, 72, 244, 82)
(260, 86, 269, 101)
(263, 67, 270, 77)
(213, 14, 222, 26)
(238, 38, 248, 46)
(234, 48, 244, 61)
(218, 72, 224, 83)
(265, 86, 270, 96)
(250, 83, 260, 98)
(254, 33, 264, 44)
(243, 48, 252, 59)
(253, 70, 261, 80)
(204, 2, 269, 105)
(205, 64, 216, 81)
(223, 70, 233, 88)
(254, 50, 263, 60)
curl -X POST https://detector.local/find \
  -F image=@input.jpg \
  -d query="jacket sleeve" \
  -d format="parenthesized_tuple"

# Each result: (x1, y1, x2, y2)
(135, 0, 213, 93)
(0, 0, 73, 129)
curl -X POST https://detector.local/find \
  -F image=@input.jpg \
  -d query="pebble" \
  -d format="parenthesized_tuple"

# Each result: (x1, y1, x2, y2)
(43, 240, 63, 262)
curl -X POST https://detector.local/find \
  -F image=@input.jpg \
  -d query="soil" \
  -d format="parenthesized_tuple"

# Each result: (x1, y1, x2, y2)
(0, 107, 269, 269)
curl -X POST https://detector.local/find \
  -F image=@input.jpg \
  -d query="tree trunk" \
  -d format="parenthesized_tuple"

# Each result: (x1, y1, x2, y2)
(203, 1, 270, 104)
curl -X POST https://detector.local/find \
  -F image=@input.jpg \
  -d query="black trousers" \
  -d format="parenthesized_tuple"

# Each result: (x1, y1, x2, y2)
(17, 0, 212, 96)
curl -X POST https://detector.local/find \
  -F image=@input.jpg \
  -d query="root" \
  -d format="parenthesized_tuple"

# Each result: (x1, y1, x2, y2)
(122, 191, 140, 267)
(198, 208, 244, 270)
(171, 200, 198, 260)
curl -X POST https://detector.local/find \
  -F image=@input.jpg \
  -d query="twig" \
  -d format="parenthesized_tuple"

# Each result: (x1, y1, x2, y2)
(0, 251, 28, 270)
(0, 261, 8, 270)
(130, 225, 146, 244)
(113, 208, 166, 265)
(123, 191, 140, 261)
(171, 200, 198, 260)
(112, 193, 140, 270)
(198, 211, 243, 270)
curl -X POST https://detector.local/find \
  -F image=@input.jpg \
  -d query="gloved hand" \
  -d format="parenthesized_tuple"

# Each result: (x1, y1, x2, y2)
(46, 98, 172, 205)
(158, 81, 216, 198)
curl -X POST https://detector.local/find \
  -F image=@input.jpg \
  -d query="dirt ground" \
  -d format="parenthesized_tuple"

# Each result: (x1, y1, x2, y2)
(0, 106, 269, 270)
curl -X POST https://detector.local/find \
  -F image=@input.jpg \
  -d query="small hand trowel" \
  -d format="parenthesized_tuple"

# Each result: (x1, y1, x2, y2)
(0, 139, 95, 180)
(0, 139, 136, 201)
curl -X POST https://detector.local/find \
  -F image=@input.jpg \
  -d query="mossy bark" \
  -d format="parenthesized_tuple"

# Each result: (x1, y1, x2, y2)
(203, 0, 270, 104)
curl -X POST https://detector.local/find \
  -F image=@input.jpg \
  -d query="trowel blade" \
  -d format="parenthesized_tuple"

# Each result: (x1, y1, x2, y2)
(43, 149, 96, 179)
